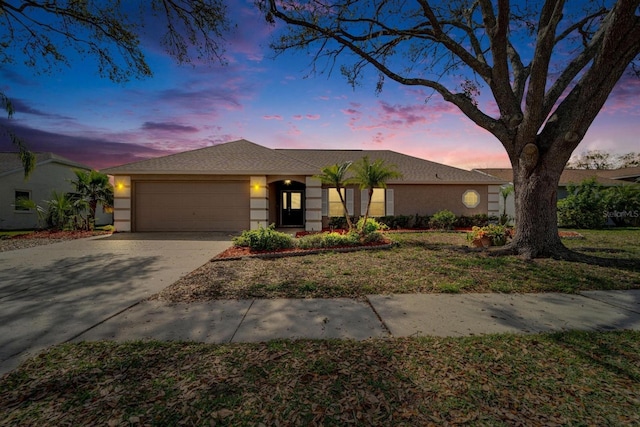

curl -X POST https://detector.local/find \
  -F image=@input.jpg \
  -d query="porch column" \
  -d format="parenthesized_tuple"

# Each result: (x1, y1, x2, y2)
(250, 176, 268, 230)
(305, 176, 322, 231)
(113, 175, 131, 232)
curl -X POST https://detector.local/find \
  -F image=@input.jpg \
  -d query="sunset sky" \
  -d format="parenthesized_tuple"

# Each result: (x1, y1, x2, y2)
(1, 1, 638, 171)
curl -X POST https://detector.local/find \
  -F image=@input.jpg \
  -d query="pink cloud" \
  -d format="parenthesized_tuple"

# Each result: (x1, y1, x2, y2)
(263, 115, 283, 120)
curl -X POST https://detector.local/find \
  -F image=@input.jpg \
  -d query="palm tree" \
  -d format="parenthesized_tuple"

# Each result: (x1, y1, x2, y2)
(314, 161, 354, 230)
(44, 191, 75, 230)
(350, 156, 402, 229)
(71, 170, 114, 230)
(500, 184, 514, 225)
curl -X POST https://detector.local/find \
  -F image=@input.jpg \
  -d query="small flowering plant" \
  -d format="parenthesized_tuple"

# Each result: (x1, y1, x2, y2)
(467, 224, 513, 247)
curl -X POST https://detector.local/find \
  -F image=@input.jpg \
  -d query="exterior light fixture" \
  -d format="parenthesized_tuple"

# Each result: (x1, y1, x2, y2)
(284, 179, 292, 185)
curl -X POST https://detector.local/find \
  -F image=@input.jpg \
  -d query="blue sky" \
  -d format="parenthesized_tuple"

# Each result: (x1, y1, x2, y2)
(1, 1, 639, 171)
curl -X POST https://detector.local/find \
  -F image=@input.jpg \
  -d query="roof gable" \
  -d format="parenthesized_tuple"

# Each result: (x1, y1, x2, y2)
(101, 139, 319, 175)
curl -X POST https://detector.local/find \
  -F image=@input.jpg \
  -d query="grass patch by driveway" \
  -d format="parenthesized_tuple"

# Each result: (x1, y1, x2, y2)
(155, 229, 640, 301)
(2, 330, 639, 426)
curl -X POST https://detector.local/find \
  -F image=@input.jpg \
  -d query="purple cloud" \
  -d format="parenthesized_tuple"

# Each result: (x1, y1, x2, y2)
(0, 118, 173, 170)
(142, 122, 199, 133)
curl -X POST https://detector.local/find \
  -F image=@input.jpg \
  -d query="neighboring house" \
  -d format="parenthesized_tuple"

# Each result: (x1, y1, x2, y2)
(102, 139, 504, 233)
(595, 167, 640, 183)
(475, 168, 633, 221)
(0, 152, 112, 230)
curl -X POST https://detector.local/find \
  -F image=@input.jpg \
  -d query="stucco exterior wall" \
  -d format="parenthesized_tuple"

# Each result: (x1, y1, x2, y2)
(1, 163, 112, 230)
(389, 184, 489, 216)
(319, 183, 493, 228)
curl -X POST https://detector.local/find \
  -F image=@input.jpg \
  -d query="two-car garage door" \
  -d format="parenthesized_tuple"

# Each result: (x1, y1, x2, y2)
(134, 181, 250, 232)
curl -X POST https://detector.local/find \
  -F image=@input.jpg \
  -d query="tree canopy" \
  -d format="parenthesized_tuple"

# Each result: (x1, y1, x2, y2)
(568, 150, 640, 169)
(1, 0, 230, 176)
(261, 0, 640, 258)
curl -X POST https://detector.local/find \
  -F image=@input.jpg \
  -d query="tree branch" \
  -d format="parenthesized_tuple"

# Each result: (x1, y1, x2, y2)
(523, 0, 565, 138)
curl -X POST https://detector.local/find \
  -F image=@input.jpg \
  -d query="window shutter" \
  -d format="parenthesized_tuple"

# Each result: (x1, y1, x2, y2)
(386, 189, 394, 216)
(361, 189, 368, 215)
(321, 188, 328, 216)
(346, 188, 354, 216)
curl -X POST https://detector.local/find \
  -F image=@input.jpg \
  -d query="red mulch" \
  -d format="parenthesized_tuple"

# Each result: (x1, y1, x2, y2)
(11, 230, 111, 240)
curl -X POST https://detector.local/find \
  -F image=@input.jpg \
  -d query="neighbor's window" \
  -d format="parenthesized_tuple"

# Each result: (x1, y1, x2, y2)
(14, 190, 31, 211)
(369, 188, 385, 217)
(328, 188, 346, 217)
(462, 190, 480, 208)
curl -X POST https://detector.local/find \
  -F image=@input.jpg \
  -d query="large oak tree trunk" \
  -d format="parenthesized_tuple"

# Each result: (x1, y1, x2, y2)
(511, 167, 565, 259)
(506, 141, 570, 259)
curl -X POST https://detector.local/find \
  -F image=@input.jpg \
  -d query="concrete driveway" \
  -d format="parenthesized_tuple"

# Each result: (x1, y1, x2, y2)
(0, 232, 232, 375)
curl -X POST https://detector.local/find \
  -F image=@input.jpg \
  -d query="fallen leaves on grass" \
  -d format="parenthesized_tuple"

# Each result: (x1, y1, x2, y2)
(153, 231, 640, 302)
(2, 331, 639, 426)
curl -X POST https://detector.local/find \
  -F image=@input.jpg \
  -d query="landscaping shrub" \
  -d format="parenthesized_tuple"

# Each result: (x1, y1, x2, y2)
(429, 210, 457, 230)
(467, 224, 513, 246)
(378, 215, 412, 229)
(603, 185, 640, 227)
(356, 217, 388, 235)
(412, 213, 430, 229)
(233, 224, 294, 251)
(297, 232, 360, 249)
(328, 216, 356, 230)
(455, 214, 490, 228)
(557, 178, 607, 229)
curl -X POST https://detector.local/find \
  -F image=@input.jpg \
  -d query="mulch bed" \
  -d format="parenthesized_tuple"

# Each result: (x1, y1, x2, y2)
(9, 230, 111, 240)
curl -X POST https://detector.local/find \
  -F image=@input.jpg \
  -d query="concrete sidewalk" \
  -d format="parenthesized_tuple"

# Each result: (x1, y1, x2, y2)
(78, 290, 640, 344)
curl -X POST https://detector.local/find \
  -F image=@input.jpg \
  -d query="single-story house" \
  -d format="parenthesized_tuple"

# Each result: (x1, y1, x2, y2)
(0, 152, 112, 230)
(594, 167, 640, 183)
(101, 139, 505, 233)
(475, 168, 635, 221)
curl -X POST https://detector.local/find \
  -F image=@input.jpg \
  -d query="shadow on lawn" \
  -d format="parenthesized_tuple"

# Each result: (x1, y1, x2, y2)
(549, 330, 640, 382)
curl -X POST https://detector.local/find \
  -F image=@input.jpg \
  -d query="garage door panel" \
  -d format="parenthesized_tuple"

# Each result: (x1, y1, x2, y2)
(135, 181, 250, 231)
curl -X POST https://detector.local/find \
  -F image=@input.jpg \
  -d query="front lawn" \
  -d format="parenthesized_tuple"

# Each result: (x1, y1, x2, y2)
(155, 229, 640, 301)
(2, 331, 639, 426)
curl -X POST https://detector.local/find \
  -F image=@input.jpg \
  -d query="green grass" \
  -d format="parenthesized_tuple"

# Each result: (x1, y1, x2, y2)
(2, 331, 639, 426)
(156, 229, 640, 301)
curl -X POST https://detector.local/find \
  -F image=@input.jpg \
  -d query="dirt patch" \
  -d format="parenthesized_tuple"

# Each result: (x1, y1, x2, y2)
(214, 239, 393, 260)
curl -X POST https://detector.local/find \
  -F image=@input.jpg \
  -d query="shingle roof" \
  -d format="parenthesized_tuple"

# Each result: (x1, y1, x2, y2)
(0, 152, 91, 177)
(595, 167, 640, 181)
(103, 139, 503, 184)
(278, 149, 502, 184)
(101, 139, 319, 175)
(475, 168, 630, 186)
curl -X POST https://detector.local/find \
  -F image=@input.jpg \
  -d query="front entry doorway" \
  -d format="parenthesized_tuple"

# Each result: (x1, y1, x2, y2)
(280, 190, 304, 227)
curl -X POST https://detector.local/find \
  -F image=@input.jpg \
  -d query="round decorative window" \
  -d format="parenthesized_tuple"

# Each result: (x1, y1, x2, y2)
(462, 190, 480, 208)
